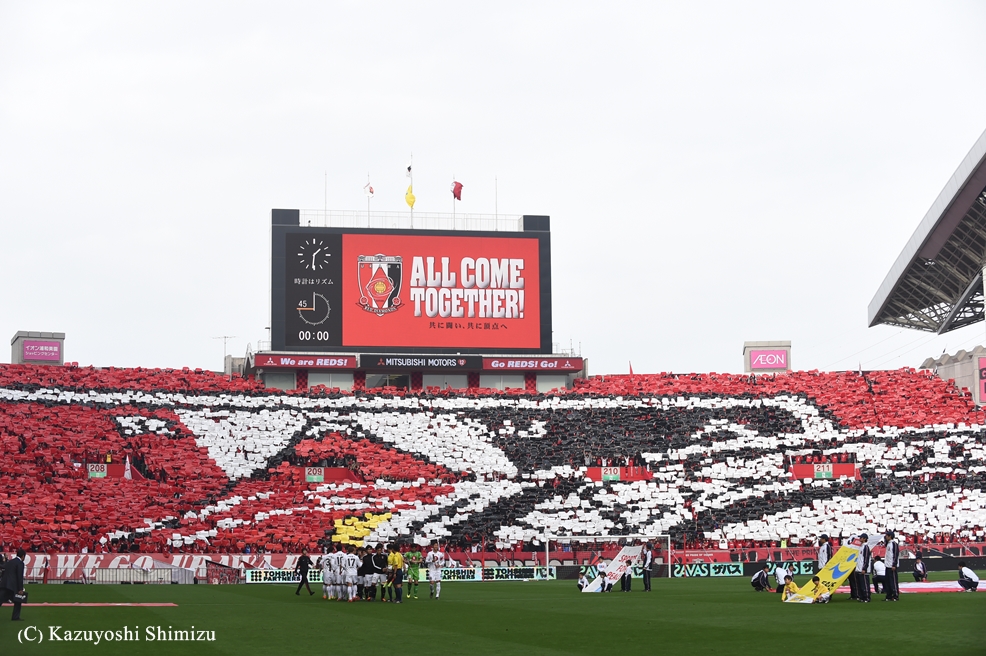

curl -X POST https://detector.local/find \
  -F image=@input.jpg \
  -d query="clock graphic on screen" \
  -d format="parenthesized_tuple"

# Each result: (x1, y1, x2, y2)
(297, 238, 332, 271)
(297, 293, 331, 325)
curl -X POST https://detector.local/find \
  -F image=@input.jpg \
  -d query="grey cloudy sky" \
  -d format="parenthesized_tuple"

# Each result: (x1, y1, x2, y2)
(2, 1, 986, 375)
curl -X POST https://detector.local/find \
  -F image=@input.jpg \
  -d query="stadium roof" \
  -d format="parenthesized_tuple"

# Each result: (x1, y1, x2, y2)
(868, 128, 986, 333)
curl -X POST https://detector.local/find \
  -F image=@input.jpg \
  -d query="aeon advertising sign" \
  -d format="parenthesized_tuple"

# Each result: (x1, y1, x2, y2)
(749, 349, 788, 370)
(23, 340, 61, 362)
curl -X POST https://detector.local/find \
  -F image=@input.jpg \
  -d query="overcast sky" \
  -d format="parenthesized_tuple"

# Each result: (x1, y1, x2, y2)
(2, 2, 986, 375)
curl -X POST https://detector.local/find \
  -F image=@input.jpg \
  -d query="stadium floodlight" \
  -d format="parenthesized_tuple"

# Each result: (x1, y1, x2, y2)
(543, 533, 672, 578)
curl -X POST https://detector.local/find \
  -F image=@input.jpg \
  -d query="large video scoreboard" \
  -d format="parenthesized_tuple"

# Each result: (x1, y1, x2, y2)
(270, 211, 552, 354)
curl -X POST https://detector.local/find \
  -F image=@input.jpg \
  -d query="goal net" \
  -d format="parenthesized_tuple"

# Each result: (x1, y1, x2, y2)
(543, 533, 672, 579)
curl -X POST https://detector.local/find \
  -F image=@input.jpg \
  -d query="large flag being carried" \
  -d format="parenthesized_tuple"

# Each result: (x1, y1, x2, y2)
(451, 181, 463, 201)
(782, 544, 860, 603)
(582, 545, 642, 593)
(405, 185, 416, 209)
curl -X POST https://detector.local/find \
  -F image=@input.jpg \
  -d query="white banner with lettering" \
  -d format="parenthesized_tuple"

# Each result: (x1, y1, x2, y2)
(582, 545, 642, 593)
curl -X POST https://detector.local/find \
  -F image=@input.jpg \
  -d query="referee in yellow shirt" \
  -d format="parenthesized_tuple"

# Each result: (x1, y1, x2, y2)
(388, 544, 405, 604)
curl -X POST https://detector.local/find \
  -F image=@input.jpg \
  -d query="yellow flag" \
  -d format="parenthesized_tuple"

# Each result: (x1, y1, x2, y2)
(405, 184, 416, 209)
(782, 544, 859, 603)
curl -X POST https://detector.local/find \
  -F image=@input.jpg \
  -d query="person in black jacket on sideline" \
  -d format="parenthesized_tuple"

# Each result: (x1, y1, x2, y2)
(295, 549, 315, 596)
(0, 548, 26, 621)
(641, 544, 654, 592)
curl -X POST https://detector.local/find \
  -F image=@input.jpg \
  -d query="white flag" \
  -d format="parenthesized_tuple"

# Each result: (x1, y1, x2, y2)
(124, 455, 133, 480)
(363, 182, 374, 198)
(583, 545, 642, 592)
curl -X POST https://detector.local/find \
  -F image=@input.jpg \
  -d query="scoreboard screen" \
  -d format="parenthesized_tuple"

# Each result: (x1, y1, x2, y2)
(271, 217, 551, 354)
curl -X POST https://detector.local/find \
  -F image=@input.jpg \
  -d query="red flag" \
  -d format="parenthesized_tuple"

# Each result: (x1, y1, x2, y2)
(629, 361, 634, 375)
(451, 181, 463, 200)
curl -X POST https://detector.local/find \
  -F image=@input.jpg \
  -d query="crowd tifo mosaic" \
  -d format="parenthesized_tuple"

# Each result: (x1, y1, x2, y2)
(1, 363, 985, 554)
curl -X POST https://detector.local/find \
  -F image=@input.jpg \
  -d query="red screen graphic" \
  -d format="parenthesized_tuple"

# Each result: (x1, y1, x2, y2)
(342, 234, 541, 349)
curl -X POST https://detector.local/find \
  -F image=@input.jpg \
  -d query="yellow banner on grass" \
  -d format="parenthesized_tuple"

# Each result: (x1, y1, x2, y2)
(782, 544, 859, 603)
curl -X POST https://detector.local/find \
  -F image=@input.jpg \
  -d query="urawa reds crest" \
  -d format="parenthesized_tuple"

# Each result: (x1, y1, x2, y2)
(357, 254, 403, 316)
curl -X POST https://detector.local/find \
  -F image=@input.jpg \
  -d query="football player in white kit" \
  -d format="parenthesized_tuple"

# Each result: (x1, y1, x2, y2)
(343, 545, 361, 602)
(330, 545, 346, 600)
(425, 542, 446, 599)
(319, 551, 334, 600)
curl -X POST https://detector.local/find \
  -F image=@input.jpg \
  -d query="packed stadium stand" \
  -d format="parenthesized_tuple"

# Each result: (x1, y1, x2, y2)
(2, 364, 985, 562)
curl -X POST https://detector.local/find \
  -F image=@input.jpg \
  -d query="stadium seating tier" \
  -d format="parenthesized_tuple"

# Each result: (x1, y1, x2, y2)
(1, 364, 984, 555)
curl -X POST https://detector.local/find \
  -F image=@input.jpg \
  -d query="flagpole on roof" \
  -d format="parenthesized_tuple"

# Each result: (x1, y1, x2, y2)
(363, 174, 375, 227)
(407, 153, 414, 228)
(450, 179, 463, 229)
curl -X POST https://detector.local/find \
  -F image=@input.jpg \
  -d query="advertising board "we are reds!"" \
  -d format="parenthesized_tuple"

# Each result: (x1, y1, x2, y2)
(342, 234, 541, 350)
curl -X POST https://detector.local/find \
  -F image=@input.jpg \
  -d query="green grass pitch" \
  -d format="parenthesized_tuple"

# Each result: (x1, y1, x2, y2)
(1, 574, 983, 655)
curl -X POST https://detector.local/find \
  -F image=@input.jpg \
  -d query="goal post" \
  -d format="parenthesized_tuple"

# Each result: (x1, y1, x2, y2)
(543, 533, 672, 578)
